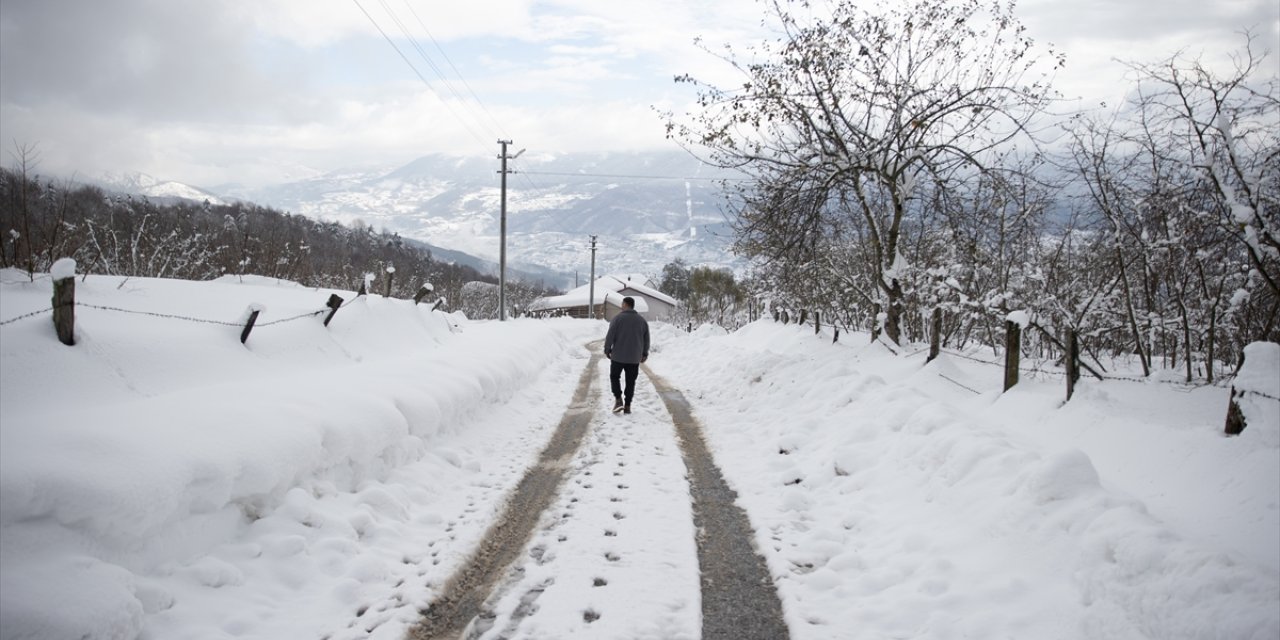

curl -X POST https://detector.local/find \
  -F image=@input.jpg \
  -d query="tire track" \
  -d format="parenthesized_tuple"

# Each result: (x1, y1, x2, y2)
(409, 344, 602, 640)
(645, 365, 792, 640)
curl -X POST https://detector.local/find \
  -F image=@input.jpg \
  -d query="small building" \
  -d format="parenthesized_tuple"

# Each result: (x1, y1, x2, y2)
(528, 274, 678, 321)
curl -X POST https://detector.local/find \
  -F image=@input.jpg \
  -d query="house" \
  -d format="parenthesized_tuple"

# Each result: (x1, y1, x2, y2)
(528, 274, 678, 321)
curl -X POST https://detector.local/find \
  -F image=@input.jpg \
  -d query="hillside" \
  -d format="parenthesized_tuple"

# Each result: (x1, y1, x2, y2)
(217, 150, 743, 281)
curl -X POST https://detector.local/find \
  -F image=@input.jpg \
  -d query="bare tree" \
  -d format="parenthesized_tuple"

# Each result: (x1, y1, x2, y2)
(669, 0, 1061, 344)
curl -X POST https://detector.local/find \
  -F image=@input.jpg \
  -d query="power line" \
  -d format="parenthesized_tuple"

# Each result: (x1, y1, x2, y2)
(375, 0, 500, 141)
(350, 0, 492, 156)
(398, 0, 508, 139)
(519, 170, 746, 182)
(513, 163, 542, 192)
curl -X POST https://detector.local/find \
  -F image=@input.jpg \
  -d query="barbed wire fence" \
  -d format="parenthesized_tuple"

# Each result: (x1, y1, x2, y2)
(1, 299, 352, 328)
(0, 277, 443, 346)
(768, 305, 1278, 431)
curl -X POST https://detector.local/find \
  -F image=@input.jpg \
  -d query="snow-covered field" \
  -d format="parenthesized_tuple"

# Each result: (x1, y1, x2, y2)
(650, 323, 1279, 639)
(1, 269, 1277, 640)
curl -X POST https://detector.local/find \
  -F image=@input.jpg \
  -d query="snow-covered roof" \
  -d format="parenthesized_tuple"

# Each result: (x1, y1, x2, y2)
(528, 286, 649, 313)
(528, 274, 670, 312)
(608, 275, 678, 307)
(554, 275, 675, 305)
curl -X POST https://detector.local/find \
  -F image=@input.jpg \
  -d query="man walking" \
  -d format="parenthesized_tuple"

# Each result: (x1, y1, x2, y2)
(603, 296, 649, 414)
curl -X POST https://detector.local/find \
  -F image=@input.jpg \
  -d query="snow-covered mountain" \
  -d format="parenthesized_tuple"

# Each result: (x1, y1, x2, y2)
(223, 151, 744, 288)
(96, 171, 227, 205)
(87, 152, 743, 290)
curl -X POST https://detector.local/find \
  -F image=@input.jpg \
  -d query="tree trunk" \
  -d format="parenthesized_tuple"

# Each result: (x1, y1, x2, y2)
(927, 307, 942, 363)
(883, 282, 903, 345)
(871, 303, 882, 342)
(1206, 311, 1216, 384)
(1115, 246, 1150, 376)
(1066, 328, 1080, 401)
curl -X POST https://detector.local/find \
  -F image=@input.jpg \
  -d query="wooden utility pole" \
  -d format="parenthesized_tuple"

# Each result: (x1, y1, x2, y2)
(588, 235, 598, 319)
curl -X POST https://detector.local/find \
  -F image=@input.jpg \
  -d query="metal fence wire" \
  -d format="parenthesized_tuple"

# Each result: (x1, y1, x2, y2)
(776, 313, 1265, 392)
(0, 295, 362, 328)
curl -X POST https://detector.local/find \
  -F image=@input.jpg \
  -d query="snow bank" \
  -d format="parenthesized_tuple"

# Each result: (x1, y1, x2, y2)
(650, 319, 1280, 640)
(1235, 341, 1280, 445)
(0, 269, 599, 640)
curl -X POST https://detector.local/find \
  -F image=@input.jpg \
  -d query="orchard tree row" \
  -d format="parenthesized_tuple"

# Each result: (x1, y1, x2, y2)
(657, 258, 749, 328)
(668, 0, 1278, 382)
(0, 165, 556, 317)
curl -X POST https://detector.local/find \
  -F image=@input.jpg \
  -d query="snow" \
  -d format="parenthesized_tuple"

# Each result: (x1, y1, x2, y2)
(0, 269, 600, 640)
(50, 258, 76, 281)
(649, 321, 1279, 639)
(1235, 341, 1280, 445)
(1, 269, 1277, 640)
(1006, 308, 1031, 328)
(1237, 341, 1280, 398)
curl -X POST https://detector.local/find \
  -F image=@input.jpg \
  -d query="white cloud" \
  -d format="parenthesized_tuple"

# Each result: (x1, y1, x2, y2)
(1, 0, 1276, 188)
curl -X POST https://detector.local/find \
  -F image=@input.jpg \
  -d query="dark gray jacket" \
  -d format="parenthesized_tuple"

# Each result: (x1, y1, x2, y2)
(604, 309, 650, 364)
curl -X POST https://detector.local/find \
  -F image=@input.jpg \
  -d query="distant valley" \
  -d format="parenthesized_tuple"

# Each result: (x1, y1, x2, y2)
(93, 151, 746, 290)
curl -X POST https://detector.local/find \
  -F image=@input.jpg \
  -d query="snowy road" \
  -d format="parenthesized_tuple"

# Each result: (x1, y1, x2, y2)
(412, 349, 790, 640)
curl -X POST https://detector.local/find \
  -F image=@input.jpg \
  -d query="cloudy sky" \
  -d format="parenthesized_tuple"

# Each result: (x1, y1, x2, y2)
(1, 0, 1276, 188)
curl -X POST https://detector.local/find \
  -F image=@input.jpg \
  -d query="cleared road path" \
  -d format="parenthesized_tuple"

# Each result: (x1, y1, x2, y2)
(410, 345, 789, 640)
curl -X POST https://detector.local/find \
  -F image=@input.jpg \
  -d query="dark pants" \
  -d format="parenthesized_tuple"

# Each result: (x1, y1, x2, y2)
(610, 361, 640, 403)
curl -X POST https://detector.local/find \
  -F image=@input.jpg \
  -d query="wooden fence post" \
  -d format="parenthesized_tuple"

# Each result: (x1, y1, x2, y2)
(324, 294, 344, 327)
(240, 305, 262, 344)
(1003, 320, 1021, 392)
(1066, 328, 1081, 401)
(927, 307, 942, 363)
(1224, 388, 1247, 435)
(799, 309, 808, 326)
(414, 283, 434, 305)
(814, 310, 821, 335)
(384, 265, 395, 297)
(431, 298, 445, 312)
(1224, 348, 1247, 435)
(51, 259, 76, 346)
(833, 327, 840, 344)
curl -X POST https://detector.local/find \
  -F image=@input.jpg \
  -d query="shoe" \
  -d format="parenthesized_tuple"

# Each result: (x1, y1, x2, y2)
(612, 396, 624, 413)
(623, 403, 631, 415)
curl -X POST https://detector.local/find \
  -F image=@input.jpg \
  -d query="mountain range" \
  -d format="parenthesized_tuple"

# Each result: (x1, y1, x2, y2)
(95, 151, 745, 291)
